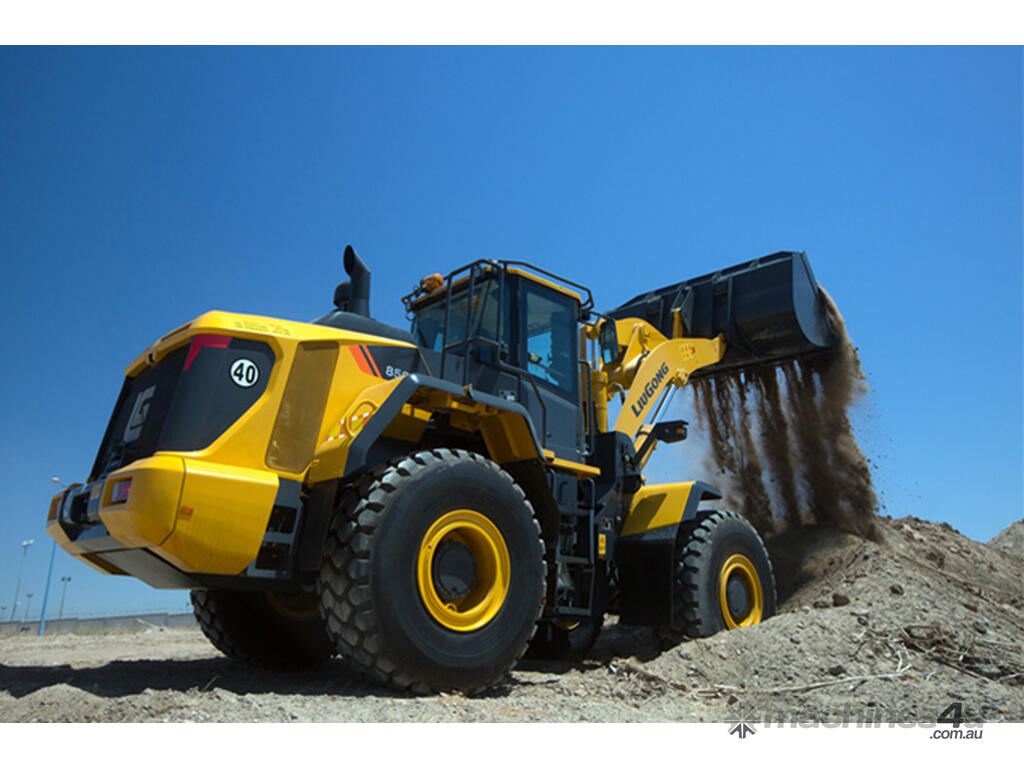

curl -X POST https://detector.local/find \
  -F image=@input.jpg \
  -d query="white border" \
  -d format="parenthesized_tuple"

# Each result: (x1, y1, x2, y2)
(1, 1, 1022, 44)
(0, 722, 1018, 765)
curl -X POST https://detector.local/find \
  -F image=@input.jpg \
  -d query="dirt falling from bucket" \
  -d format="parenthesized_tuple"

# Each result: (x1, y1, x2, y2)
(692, 291, 878, 539)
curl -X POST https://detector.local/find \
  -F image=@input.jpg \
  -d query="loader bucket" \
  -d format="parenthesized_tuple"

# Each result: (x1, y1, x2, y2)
(608, 251, 835, 378)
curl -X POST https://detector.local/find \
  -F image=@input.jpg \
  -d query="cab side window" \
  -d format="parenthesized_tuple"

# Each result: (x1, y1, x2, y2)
(524, 283, 578, 398)
(412, 278, 508, 354)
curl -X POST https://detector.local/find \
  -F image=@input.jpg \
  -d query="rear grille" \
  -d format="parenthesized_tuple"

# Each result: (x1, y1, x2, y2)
(69, 493, 89, 524)
(90, 347, 187, 480)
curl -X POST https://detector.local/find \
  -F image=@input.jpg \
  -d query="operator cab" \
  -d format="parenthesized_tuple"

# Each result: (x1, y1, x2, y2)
(405, 262, 592, 461)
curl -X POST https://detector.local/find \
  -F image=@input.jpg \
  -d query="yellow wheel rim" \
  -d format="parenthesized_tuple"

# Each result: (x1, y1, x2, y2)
(718, 554, 763, 629)
(265, 591, 319, 621)
(417, 509, 510, 632)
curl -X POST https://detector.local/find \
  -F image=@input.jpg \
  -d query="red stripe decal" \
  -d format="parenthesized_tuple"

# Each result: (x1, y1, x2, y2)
(362, 346, 382, 377)
(350, 345, 373, 376)
(184, 334, 232, 370)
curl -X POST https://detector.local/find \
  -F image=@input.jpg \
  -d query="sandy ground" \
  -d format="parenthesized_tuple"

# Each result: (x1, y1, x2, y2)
(1, 516, 1021, 723)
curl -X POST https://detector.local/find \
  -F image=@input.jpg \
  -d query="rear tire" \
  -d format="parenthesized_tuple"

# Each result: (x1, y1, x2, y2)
(191, 589, 335, 670)
(656, 509, 776, 646)
(317, 449, 546, 694)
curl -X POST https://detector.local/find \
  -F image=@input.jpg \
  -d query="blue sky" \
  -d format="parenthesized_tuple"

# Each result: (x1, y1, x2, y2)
(1, 46, 1020, 620)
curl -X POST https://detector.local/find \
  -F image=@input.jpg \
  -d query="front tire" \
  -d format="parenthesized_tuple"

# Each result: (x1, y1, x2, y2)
(657, 509, 776, 646)
(191, 589, 335, 670)
(318, 449, 546, 694)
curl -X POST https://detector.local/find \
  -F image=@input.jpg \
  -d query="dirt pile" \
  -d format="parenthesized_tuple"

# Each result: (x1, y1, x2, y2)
(692, 291, 877, 539)
(988, 520, 1023, 561)
(2, 516, 1020, 722)
(592, 515, 1022, 723)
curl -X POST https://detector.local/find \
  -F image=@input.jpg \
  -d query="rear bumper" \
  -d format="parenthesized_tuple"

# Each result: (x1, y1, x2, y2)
(48, 456, 280, 583)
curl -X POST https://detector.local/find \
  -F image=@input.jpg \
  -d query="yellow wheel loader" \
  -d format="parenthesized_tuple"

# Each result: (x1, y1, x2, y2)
(46, 246, 835, 693)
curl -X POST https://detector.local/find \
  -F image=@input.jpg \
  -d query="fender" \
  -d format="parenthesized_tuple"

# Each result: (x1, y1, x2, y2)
(620, 480, 722, 538)
(299, 374, 549, 573)
(615, 480, 722, 626)
(306, 373, 547, 485)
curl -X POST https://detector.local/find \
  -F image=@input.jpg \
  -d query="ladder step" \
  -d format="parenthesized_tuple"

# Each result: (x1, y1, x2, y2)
(556, 555, 590, 565)
(552, 606, 590, 617)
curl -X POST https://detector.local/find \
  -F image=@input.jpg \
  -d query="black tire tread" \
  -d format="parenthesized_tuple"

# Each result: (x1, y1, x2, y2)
(191, 589, 335, 671)
(317, 448, 546, 694)
(656, 509, 777, 645)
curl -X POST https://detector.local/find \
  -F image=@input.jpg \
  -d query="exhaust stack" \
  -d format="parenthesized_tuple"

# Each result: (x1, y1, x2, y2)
(334, 245, 371, 317)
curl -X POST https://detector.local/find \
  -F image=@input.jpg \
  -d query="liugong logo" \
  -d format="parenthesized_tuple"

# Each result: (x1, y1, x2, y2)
(630, 362, 670, 417)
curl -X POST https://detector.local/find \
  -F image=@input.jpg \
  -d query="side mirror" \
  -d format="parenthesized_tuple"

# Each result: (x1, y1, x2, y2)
(651, 420, 688, 443)
(599, 321, 620, 365)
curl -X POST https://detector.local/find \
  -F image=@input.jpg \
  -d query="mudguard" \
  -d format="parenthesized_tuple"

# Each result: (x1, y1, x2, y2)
(342, 373, 546, 477)
(615, 481, 722, 626)
(298, 374, 548, 573)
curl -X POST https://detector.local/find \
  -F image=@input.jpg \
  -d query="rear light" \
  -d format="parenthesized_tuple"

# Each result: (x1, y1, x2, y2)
(183, 334, 232, 370)
(47, 493, 62, 521)
(110, 478, 132, 504)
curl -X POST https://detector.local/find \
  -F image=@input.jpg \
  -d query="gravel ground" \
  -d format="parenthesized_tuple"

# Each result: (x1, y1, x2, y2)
(1, 516, 1021, 723)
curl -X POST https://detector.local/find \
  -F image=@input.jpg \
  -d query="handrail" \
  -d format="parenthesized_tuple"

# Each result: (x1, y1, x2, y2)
(577, 358, 595, 457)
(403, 258, 592, 313)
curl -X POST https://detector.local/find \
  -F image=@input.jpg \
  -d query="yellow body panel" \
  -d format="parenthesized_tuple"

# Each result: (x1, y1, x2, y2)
(150, 313, 414, 484)
(98, 456, 186, 549)
(47, 493, 124, 575)
(308, 376, 406, 484)
(382, 405, 432, 443)
(51, 454, 279, 575)
(156, 459, 280, 574)
(125, 310, 403, 375)
(620, 482, 697, 538)
(477, 410, 541, 465)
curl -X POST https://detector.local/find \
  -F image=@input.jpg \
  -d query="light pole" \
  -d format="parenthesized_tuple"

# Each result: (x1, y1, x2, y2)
(1, 605, 7, 622)
(38, 477, 64, 636)
(58, 577, 72, 621)
(24, 593, 34, 622)
(11, 539, 33, 626)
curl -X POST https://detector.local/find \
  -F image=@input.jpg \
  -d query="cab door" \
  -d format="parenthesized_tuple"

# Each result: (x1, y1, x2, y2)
(518, 280, 583, 461)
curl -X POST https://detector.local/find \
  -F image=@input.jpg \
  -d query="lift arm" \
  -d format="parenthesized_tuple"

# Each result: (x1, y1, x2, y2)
(590, 317, 725, 465)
